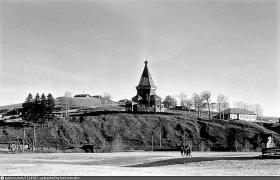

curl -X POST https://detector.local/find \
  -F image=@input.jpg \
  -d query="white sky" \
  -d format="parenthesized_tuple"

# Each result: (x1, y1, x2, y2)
(0, 0, 279, 116)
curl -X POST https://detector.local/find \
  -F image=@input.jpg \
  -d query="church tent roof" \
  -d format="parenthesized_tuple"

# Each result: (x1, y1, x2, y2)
(137, 61, 156, 88)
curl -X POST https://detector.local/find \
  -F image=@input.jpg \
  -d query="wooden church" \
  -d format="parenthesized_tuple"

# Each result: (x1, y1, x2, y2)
(126, 59, 163, 112)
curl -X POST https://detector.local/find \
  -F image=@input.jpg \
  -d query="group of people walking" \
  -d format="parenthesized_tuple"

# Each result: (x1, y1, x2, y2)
(180, 144, 192, 157)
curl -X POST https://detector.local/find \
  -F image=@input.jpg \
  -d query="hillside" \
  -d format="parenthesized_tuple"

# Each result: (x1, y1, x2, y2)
(1, 113, 279, 152)
(0, 103, 22, 111)
(0, 97, 123, 111)
(55, 97, 122, 110)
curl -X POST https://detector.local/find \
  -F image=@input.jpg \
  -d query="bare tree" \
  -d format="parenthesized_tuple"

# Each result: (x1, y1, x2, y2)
(253, 104, 263, 120)
(233, 101, 244, 109)
(244, 103, 250, 111)
(192, 93, 199, 117)
(64, 91, 72, 98)
(198, 96, 204, 117)
(192, 93, 202, 117)
(103, 92, 112, 101)
(179, 93, 187, 107)
(102, 93, 112, 111)
(179, 93, 188, 114)
(222, 101, 230, 119)
(217, 95, 224, 119)
(234, 101, 251, 110)
(62, 91, 73, 118)
(172, 95, 178, 114)
(201, 91, 211, 119)
(217, 94, 229, 119)
(210, 102, 216, 114)
(185, 99, 192, 115)
(233, 101, 240, 109)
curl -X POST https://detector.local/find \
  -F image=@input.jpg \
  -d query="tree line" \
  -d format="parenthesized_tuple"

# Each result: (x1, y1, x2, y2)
(22, 93, 55, 124)
(163, 91, 263, 120)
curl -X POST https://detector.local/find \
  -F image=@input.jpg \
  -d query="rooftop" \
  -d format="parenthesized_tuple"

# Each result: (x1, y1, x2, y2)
(74, 94, 91, 97)
(137, 60, 156, 88)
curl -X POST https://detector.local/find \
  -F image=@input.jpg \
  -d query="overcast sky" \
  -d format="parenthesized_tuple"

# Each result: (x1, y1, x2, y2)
(0, 0, 279, 116)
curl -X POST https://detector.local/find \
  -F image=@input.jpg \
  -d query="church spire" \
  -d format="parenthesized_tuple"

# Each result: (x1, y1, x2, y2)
(137, 57, 156, 89)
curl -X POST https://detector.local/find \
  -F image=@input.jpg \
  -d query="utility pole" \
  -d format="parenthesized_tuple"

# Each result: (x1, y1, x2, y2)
(159, 130, 162, 149)
(23, 128, 26, 152)
(152, 134, 154, 151)
(16, 136, 19, 154)
(33, 125, 36, 154)
(173, 99, 175, 115)
(183, 131, 186, 148)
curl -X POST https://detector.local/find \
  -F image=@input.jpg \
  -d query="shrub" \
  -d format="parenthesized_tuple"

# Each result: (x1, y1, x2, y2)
(198, 141, 210, 151)
(242, 139, 253, 152)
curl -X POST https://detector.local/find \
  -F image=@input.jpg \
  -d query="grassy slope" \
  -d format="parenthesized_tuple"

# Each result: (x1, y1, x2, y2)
(55, 97, 121, 108)
(1, 113, 280, 152)
(0, 97, 122, 111)
(256, 122, 280, 137)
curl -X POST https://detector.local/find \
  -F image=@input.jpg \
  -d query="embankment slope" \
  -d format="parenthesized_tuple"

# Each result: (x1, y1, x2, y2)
(1, 113, 279, 152)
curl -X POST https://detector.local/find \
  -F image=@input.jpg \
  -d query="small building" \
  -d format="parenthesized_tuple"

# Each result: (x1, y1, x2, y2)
(219, 108, 257, 121)
(0, 135, 28, 152)
(125, 100, 137, 112)
(92, 95, 103, 98)
(74, 94, 91, 98)
(0, 109, 9, 115)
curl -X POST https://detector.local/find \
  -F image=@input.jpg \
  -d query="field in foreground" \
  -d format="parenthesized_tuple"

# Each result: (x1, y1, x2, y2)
(0, 151, 279, 176)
